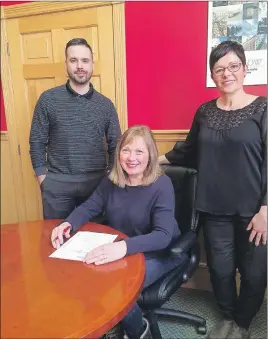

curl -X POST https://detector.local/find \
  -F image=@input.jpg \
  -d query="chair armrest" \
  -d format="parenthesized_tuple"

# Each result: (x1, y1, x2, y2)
(169, 230, 196, 256)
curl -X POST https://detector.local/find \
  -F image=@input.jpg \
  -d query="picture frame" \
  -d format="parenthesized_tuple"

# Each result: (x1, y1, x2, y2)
(206, 1, 267, 87)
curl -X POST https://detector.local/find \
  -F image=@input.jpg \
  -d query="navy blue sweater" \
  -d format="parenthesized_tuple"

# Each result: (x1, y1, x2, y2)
(65, 175, 181, 256)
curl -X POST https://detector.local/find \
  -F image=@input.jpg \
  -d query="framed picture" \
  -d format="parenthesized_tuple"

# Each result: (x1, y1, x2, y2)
(206, 1, 267, 87)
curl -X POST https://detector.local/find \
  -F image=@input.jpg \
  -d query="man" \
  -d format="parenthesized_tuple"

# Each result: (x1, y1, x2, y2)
(30, 38, 121, 219)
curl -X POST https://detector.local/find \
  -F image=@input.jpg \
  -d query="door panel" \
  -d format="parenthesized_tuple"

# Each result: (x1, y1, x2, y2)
(1, 134, 19, 225)
(6, 5, 116, 221)
(22, 32, 54, 65)
(19, 7, 98, 33)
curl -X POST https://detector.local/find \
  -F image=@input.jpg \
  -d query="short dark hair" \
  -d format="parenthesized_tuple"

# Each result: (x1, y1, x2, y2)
(209, 41, 246, 72)
(65, 38, 93, 58)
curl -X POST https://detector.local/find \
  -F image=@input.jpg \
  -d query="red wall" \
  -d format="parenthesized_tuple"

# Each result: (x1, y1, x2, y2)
(1, 2, 267, 131)
(0, 1, 30, 5)
(125, 2, 267, 129)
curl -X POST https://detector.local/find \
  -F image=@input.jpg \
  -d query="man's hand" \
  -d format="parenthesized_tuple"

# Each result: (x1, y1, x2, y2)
(83, 241, 127, 265)
(37, 174, 46, 185)
(247, 206, 267, 246)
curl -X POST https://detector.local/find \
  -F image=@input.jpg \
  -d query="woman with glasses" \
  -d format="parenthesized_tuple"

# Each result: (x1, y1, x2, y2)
(159, 41, 267, 339)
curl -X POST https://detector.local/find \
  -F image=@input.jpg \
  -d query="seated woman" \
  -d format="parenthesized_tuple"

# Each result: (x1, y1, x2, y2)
(51, 125, 186, 339)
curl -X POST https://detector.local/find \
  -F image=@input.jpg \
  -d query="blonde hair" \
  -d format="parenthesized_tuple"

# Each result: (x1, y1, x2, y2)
(109, 125, 163, 188)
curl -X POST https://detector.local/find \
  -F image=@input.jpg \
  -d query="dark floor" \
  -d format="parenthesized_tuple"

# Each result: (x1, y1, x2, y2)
(157, 288, 267, 339)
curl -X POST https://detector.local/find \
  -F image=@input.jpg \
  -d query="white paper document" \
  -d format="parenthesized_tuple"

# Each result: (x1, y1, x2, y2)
(49, 231, 118, 261)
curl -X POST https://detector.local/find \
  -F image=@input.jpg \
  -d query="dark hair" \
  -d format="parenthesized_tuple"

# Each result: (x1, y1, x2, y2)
(65, 38, 93, 58)
(209, 41, 246, 72)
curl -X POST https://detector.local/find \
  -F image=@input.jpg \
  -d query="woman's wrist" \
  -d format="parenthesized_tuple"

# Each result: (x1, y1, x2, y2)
(259, 206, 267, 221)
(61, 221, 72, 230)
(158, 154, 170, 165)
(121, 240, 127, 254)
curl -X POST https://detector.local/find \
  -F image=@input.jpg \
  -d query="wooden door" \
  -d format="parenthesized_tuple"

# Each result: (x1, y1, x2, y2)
(3, 3, 123, 221)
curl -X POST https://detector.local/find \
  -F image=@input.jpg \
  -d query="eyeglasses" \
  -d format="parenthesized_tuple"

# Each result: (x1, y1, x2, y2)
(212, 62, 242, 76)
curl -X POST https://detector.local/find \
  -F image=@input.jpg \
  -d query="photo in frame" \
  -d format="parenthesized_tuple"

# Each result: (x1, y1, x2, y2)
(206, 1, 267, 87)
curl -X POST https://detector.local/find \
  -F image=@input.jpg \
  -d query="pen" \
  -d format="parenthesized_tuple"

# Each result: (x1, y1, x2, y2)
(54, 226, 71, 241)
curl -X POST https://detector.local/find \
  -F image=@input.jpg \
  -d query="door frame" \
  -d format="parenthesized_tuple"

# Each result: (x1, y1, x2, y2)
(1, 1, 128, 221)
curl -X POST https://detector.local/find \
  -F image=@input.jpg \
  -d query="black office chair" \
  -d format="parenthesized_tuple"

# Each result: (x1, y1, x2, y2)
(138, 165, 207, 338)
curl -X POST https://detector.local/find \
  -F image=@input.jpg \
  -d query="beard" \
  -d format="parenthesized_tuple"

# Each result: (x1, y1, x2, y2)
(67, 69, 92, 85)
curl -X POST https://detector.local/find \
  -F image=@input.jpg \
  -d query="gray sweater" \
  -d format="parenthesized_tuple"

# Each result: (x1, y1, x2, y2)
(29, 81, 121, 176)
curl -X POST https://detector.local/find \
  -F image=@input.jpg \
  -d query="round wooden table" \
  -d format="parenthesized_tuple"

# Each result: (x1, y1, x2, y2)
(1, 220, 145, 338)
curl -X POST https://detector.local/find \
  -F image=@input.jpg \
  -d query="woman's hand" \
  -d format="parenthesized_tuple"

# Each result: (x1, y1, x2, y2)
(158, 155, 170, 165)
(51, 222, 71, 249)
(83, 241, 127, 265)
(247, 206, 267, 246)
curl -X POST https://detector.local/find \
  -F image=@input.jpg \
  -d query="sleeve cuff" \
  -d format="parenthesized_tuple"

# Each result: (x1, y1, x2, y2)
(65, 216, 77, 232)
(34, 166, 47, 176)
(124, 238, 136, 256)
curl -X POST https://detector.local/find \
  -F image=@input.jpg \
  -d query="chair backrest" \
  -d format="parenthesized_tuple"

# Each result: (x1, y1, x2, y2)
(163, 165, 198, 234)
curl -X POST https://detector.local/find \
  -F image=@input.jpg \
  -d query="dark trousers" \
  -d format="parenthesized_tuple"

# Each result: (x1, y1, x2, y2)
(202, 213, 267, 329)
(41, 171, 105, 219)
(121, 254, 188, 339)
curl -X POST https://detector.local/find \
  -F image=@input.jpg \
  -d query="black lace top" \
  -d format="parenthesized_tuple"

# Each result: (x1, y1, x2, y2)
(166, 96, 267, 217)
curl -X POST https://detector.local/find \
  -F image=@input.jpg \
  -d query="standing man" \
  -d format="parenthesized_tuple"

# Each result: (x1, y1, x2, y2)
(30, 38, 121, 219)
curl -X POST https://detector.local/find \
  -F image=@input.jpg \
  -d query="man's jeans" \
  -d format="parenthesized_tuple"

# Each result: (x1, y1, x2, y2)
(121, 253, 188, 339)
